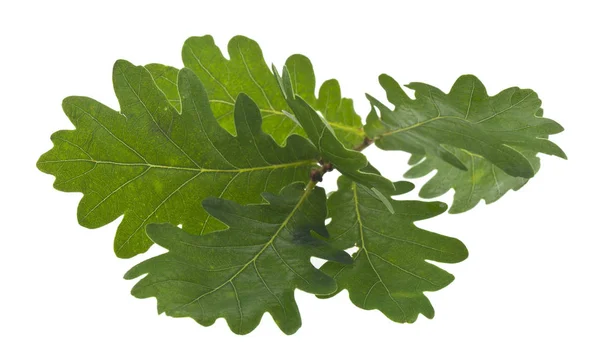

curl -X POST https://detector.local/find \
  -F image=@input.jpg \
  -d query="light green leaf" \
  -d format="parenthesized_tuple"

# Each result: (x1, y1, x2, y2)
(37, 61, 319, 258)
(180, 35, 365, 147)
(320, 176, 468, 323)
(125, 182, 352, 335)
(145, 63, 181, 111)
(275, 66, 396, 193)
(315, 79, 365, 148)
(366, 74, 566, 178)
(405, 146, 540, 213)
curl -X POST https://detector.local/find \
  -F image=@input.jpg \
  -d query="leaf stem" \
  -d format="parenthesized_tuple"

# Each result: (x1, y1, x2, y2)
(309, 136, 373, 184)
(353, 137, 374, 152)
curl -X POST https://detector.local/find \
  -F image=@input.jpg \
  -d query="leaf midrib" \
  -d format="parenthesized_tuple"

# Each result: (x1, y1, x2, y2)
(350, 183, 444, 310)
(352, 183, 407, 317)
(379, 115, 464, 137)
(38, 158, 317, 174)
(377, 90, 534, 138)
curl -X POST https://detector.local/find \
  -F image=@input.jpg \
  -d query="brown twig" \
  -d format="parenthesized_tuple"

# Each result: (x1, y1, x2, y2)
(310, 161, 334, 183)
(310, 137, 372, 183)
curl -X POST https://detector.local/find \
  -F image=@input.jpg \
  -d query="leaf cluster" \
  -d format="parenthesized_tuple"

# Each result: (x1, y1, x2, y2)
(37, 35, 565, 334)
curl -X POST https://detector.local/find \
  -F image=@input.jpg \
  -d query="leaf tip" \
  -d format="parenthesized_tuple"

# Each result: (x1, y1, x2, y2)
(113, 59, 135, 72)
(337, 251, 354, 265)
(123, 267, 139, 281)
(554, 145, 568, 160)
(145, 222, 173, 242)
(431, 201, 449, 215)
(378, 73, 394, 85)
(391, 180, 415, 195)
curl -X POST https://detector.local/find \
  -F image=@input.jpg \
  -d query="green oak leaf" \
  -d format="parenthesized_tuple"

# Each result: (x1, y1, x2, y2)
(275, 65, 396, 193)
(405, 147, 541, 213)
(366, 74, 566, 178)
(144, 63, 181, 111)
(320, 176, 468, 323)
(177, 35, 365, 148)
(314, 78, 365, 149)
(37, 60, 320, 258)
(125, 182, 352, 335)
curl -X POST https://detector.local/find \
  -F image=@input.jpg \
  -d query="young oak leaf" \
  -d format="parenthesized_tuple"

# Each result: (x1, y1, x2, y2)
(366, 74, 566, 179)
(37, 61, 320, 258)
(274, 65, 396, 193)
(405, 146, 541, 213)
(319, 176, 468, 323)
(147, 35, 366, 148)
(125, 182, 352, 335)
(284, 56, 366, 149)
(313, 78, 365, 149)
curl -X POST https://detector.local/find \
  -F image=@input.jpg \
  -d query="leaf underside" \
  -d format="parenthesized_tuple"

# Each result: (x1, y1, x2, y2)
(125, 182, 351, 335)
(320, 176, 468, 322)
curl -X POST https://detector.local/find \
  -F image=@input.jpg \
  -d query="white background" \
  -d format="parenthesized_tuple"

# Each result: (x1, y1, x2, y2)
(1, 0, 598, 360)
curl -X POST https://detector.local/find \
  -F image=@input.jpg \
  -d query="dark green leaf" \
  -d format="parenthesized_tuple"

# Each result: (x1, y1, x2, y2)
(320, 176, 468, 323)
(366, 74, 566, 178)
(405, 146, 540, 213)
(37, 61, 319, 257)
(367, 187, 395, 214)
(390, 180, 416, 195)
(125, 182, 351, 335)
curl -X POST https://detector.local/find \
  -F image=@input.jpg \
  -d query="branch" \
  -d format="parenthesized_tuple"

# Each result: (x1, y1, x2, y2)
(310, 161, 334, 182)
